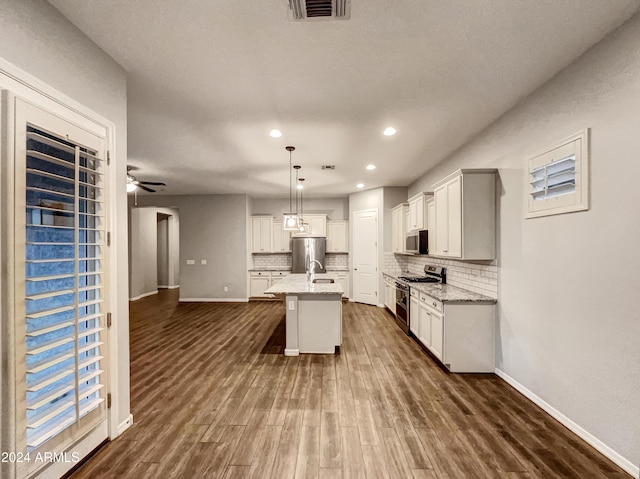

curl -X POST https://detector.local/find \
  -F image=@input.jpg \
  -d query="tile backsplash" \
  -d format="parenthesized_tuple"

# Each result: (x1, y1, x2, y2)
(385, 253, 498, 299)
(252, 254, 292, 269)
(251, 253, 348, 270)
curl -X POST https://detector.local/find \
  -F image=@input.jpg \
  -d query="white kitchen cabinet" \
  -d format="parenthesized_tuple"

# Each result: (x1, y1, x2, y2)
(272, 220, 292, 252)
(430, 309, 444, 360)
(412, 289, 494, 372)
(383, 276, 395, 311)
(418, 302, 432, 349)
(251, 216, 273, 253)
(250, 271, 290, 298)
(432, 169, 496, 260)
(391, 204, 408, 254)
(409, 294, 420, 337)
(303, 214, 327, 236)
(427, 198, 436, 254)
(326, 220, 348, 252)
(250, 272, 271, 297)
(334, 272, 349, 298)
(407, 193, 433, 231)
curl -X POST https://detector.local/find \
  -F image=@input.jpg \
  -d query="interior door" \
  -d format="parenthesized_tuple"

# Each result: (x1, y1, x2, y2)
(12, 95, 110, 479)
(352, 209, 378, 305)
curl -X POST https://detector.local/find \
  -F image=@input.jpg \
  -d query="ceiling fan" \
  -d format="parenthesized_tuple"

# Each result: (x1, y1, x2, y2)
(126, 166, 166, 193)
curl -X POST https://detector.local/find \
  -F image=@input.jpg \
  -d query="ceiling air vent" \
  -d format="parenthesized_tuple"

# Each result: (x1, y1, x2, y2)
(322, 165, 336, 170)
(288, 0, 351, 21)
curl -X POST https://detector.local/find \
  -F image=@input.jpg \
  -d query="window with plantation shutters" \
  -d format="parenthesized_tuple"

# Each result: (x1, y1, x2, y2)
(525, 130, 589, 218)
(11, 96, 110, 477)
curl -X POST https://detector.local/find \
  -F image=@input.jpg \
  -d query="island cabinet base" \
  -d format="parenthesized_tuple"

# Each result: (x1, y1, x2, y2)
(285, 293, 342, 356)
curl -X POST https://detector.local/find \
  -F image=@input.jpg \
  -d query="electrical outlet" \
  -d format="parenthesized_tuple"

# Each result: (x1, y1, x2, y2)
(201, 259, 207, 265)
(223, 286, 229, 292)
(186, 259, 195, 265)
(288, 301, 295, 311)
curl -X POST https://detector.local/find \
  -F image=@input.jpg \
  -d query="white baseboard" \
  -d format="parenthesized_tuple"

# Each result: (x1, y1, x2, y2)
(495, 368, 639, 478)
(167, 284, 180, 289)
(129, 290, 158, 301)
(158, 284, 180, 289)
(117, 414, 134, 436)
(179, 297, 249, 303)
(377, 303, 385, 308)
(284, 349, 299, 356)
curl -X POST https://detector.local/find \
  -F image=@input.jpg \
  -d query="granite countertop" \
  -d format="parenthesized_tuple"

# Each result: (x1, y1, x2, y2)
(249, 267, 292, 272)
(250, 267, 348, 272)
(264, 273, 344, 295)
(383, 272, 496, 304)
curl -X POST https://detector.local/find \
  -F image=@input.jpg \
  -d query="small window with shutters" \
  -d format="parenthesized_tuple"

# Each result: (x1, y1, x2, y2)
(525, 130, 589, 218)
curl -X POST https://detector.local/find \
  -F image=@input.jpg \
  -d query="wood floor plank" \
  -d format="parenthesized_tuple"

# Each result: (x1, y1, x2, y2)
(67, 290, 632, 479)
(295, 425, 320, 479)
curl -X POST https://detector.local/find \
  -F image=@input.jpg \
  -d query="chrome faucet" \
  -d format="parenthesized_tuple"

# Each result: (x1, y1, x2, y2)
(310, 259, 323, 272)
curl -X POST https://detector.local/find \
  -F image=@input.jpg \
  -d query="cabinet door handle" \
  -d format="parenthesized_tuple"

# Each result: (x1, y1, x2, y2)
(433, 302, 437, 307)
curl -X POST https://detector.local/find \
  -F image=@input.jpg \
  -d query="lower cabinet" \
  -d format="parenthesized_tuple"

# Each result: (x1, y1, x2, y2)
(409, 294, 420, 336)
(250, 274, 270, 297)
(334, 272, 349, 299)
(249, 271, 290, 298)
(410, 288, 495, 373)
(384, 276, 395, 311)
(418, 302, 432, 350)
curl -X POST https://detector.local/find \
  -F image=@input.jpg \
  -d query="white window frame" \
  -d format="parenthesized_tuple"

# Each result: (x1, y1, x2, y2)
(525, 129, 590, 219)
(0, 57, 125, 479)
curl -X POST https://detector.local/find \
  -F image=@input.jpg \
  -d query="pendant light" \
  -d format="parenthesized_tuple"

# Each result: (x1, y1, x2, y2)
(297, 178, 308, 233)
(283, 146, 299, 230)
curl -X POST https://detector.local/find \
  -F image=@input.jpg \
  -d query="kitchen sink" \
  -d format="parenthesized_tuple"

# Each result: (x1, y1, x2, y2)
(312, 278, 335, 284)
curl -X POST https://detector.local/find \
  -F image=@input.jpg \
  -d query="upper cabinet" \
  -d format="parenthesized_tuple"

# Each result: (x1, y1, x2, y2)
(426, 197, 436, 251)
(326, 220, 348, 252)
(272, 220, 292, 253)
(303, 214, 327, 236)
(407, 192, 433, 231)
(432, 169, 497, 260)
(391, 203, 408, 254)
(251, 216, 273, 253)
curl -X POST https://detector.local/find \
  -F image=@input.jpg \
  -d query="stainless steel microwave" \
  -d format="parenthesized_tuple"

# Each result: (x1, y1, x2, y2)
(406, 230, 428, 254)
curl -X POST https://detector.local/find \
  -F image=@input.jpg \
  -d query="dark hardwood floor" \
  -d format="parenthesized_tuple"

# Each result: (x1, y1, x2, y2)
(70, 289, 630, 478)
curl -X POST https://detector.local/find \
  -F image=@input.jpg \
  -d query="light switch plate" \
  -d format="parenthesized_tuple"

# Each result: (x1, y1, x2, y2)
(201, 259, 207, 265)
(186, 259, 195, 265)
(288, 301, 295, 311)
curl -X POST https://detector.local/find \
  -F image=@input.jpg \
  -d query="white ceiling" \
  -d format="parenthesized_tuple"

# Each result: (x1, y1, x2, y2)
(48, 0, 639, 197)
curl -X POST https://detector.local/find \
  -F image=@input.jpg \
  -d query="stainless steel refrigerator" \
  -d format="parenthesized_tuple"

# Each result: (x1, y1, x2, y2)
(292, 235, 327, 274)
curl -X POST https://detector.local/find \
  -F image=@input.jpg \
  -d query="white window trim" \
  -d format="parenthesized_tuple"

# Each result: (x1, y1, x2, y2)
(0, 57, 127, 479)
(525, 129, 590, 219)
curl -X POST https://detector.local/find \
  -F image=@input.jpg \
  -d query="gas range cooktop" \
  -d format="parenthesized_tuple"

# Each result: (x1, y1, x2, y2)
(397, 275, 439, 283)
(397, 265, 446, 284)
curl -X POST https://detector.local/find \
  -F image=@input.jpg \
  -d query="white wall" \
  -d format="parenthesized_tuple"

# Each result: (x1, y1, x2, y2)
(0, 0, 130, 460)
(250, 197, 349, 220)
(157, 215, 169, 287)
(129, 208, 158, 299)
(408, 13, 640, 474)
(129, 207, 180, 298)
(133, 195, 249, 300)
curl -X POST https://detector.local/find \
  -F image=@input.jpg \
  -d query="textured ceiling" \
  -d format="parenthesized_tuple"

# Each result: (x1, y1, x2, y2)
(48, 0, 640, 197)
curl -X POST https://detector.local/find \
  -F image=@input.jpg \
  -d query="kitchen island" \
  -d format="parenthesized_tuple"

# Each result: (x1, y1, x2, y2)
(264, 273, 343, 356)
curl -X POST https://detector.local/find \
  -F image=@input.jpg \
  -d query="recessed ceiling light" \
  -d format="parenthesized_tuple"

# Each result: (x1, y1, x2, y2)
(366, 164, 376, 171)
(357, 183, 364, 189)
(269, 129, 282, 138)
(383, 127, 397, 136)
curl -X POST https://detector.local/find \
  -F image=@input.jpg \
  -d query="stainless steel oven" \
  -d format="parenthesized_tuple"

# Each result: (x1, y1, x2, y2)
(395, 281, 410, 334)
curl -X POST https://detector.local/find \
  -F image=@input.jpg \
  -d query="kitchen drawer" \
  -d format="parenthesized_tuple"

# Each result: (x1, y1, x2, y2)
(419, 292, 443, 313)
(271, 271, 290, 277)
(250, 271, 270, 278)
